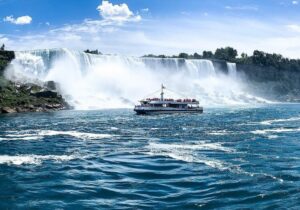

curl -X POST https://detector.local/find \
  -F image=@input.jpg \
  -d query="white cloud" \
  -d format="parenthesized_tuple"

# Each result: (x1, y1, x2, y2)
(181, 11, 191, 16)
(287, 24, 300, 32)
(3, 15, 32, 25)
(292, 1, 298, 5)
(225, 6, 258, 11)
(141, 8, 149, 12)
(97, 0, 141, 23)
(3, 9, 300, 59)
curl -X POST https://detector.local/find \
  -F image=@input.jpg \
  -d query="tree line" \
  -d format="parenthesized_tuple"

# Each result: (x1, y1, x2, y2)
(84, 49, 102, 55)
(143, 47, 300, 72)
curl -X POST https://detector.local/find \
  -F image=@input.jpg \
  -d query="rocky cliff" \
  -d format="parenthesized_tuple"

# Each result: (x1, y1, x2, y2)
(0, 50, 70, 114)
(237, 63, 300, 102)
(0, 50, 15, 75)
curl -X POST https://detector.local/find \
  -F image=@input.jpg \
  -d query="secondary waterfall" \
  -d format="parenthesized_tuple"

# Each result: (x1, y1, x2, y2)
(227, 62, 237, 78)
(5, 48, 269, 109)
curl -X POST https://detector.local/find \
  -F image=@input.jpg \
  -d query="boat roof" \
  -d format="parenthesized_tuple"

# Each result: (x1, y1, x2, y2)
(139, 84, 200, 105)
(140, 100, 199, 105)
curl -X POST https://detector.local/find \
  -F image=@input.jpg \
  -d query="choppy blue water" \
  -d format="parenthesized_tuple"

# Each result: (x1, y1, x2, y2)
(0, 104, 300, 209)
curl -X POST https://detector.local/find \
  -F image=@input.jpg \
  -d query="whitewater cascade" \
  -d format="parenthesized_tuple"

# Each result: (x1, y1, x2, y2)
(227, 62, 237, 78)
(5, 48, 269, 109)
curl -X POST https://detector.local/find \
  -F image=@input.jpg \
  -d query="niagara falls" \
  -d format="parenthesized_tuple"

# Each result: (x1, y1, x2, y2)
(1, 0, 300, 209)
(6, 48, 271, 110)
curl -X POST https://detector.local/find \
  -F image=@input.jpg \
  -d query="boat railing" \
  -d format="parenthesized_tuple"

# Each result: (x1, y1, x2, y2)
(145, 98, 198, 103)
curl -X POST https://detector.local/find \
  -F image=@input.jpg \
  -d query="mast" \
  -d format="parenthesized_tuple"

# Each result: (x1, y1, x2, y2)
(161, 84, 165, 101)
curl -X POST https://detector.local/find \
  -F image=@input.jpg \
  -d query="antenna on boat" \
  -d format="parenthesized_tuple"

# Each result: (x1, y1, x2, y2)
(161, 84, 165, 101)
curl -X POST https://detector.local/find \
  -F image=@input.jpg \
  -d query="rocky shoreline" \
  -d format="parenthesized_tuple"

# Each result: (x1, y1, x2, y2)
(0, 50, 70, 114)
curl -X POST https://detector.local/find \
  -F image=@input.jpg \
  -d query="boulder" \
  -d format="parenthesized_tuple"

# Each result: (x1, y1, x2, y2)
(46, 104, 62, 109)
(1, 107, 16, 113)
(16, 107, 27, 113)
(25, 104, 35, 110)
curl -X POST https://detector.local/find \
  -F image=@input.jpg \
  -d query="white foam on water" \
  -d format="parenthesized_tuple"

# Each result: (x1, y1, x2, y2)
(146, 141, 245, 175)
(160, 152, 228, 170)
(146, 141, 284, 183)
(0, 154, 76, 165)
(267, 135, 279, 139)
(2, 130, 113, 141)
(251, 128, 300, 135)
(148, 141, 236, 153)
(0, 133, 41, 141)
(260, 116, 300, 125)
(206, 130, 231, 136)
(38, 130, 113, 140)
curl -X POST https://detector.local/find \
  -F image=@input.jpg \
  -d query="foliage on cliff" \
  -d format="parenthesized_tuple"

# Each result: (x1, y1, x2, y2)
(0, 79, 70, 113)
(0, 49, 70, 113)
(0, 50, 15, 74)
(84, 49, 102, 55)
(143, 47, 238, 61)
(144, 47, 300, 73)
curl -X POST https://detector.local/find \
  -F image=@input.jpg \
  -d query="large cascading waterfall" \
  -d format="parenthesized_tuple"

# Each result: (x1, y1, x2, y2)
(5, 48, 269, 109)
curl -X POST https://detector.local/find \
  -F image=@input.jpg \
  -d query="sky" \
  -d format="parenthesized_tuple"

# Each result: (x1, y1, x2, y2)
(1, 0, 300, 58)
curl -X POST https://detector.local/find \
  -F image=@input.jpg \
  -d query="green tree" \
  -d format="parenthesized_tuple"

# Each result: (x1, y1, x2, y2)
(193, 52, 202, 59)
(202, 51, 213, 59)
(214, 47, 237, 61)
(178, 53, 189, 59)
(252, 50, 266, 66)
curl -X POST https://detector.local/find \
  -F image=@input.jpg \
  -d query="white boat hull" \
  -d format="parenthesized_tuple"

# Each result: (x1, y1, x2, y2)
(134, 107, 203, 115)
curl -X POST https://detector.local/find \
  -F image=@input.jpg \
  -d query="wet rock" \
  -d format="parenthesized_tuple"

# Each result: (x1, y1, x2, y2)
(46, 104, 62, 109)
(1, 107, 16, 113)
(25, 104, 35, 110)
(16, 107, 27, 113)
(35, 107, 43, 112)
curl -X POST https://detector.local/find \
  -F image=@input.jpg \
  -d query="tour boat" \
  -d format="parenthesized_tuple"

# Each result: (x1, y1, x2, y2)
(134, 85, 203, 115)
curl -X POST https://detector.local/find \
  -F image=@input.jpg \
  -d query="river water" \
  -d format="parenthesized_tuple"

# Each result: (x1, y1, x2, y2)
(0, 104, 300, 209)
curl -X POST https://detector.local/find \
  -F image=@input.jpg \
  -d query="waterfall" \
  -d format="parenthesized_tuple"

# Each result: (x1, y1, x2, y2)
(5, 48, 270, 109)
(227, 62, 237, 78)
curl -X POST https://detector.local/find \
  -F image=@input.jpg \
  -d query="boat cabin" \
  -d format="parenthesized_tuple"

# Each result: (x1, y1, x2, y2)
(139, 98, 200, 109)
(134, 84, 203, 114)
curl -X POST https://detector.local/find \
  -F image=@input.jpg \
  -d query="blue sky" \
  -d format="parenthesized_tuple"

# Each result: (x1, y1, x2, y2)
(1, 0, 300, 57)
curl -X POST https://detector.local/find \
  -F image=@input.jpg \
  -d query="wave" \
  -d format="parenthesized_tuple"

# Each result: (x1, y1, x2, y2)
(0, 136, 41, 141)
(38, 130, 113, 139)
(0, 154, 76, 165)
(147, 143, 235, 171)
(251, 127, 300, 135)
(206, 130, 232, 136)
(260, 116, 300, 125)
(267, 135, 279, 139)
(148, 141, 236, 153)
(146, 141, 284, 182)
(1, 130, 113, 141)
(146, 141, 238, 172)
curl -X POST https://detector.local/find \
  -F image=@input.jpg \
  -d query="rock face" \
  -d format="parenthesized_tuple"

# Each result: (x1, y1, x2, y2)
(0, 81, 70, 114)
(211, 59, 228, 74)
(0, 50, 71, 114)
(32, 90, 59, 98)
(0, 50, 15, 74)
(1, 107, 16, 113)
(237, 63, 300, 102)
